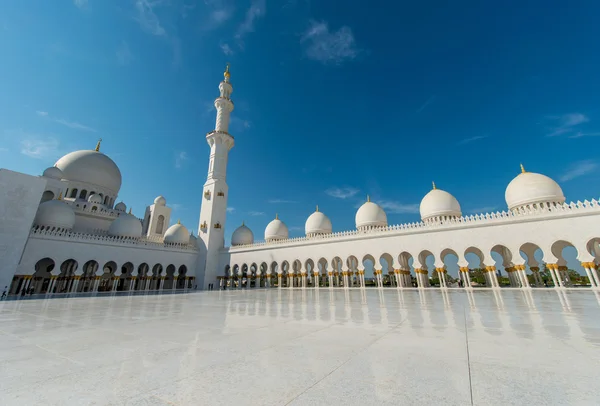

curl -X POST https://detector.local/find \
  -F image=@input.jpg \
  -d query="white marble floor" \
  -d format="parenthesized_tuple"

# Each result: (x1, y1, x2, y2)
(1, 288, 600, 406)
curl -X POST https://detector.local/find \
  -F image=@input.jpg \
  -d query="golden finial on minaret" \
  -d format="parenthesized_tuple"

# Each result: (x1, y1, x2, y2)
(275, 213, 279, 220)
(242, 220, 245, 226)
(95, 138, 102, 152)
(367, 195, 371, 202)
(316, 205, 319, 212)
(177, 219, 181, 225)
(57, 191, 63, 200)
(128, 208, 132, 214)
(520, 163, 526, 173)
(224, 63, 231, 81)
(432, 181, 437, 190)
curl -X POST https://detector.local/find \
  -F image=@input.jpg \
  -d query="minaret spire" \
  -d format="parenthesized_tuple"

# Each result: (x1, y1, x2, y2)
(520, 163, 526, 173)
(432, 181, 437, 190)
(95, 138, 102, 152)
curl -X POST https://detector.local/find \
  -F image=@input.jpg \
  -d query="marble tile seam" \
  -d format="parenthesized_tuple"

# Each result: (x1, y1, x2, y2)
(463, 307, 474, 406)
(282, 317, 410, 406)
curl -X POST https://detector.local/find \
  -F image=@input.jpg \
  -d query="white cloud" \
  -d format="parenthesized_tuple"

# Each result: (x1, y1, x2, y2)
(74, 0, 88, 8)
(268, 199, 295, 204)
(116, 41, 134, 65)
(559, 160, 598, 182)
(546, 113, 589, 137)
(325, 187, 359, 199)
(20, 138, 59, 159)
(175, 151, 189, 168)
(170, 203, 184, 211)
(569, 131, 600, 139)
(36, 111, 97, 132)
(211, 8, 233, 25)
(458, 135, 488, 145)
(0, 147, 8, 152)
(230, 116, 251, 131)
(235, 0, 265, 42)
(134, 0, 166, 36)
(36, 111, 48, 116)
(248, 211, 265, 216)
(226, 207, 236, 213)
(220, 42, 234, 56)
(378, 200, 419, 214)
(301, 20, 358, 64)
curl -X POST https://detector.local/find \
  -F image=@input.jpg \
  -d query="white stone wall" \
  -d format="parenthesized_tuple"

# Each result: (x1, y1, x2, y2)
(0, 170, 47, 290)
(219, 202, 600, 274)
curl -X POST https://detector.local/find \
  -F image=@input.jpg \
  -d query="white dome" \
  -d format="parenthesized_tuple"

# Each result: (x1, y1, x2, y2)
(164, 222, 190, 244)
(42, 166, 64, 180)
(54, 149, 122, 194)
(355, 198, 387, 229)
(265, 215, 289, 241)
(114, 202, 126, 212)
(420, 185, 462, 222)
(232, 223, 254, 246)
(108, 213, 142, 238)
(505, 167, 565, 210)
(154, 196, 166, 206)
(34, 199, 75, 230)
(87, 194, 103, 204)
(305, 207, 332, 236)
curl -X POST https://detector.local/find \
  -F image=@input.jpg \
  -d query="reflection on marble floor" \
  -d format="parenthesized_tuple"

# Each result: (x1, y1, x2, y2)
(1, 289, 599, 405)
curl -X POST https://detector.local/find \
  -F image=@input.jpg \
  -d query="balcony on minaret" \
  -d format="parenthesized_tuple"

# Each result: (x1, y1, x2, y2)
(200, 221, 208, 231)
(217, 191, 225, 197)
(214, 222, 222, 229)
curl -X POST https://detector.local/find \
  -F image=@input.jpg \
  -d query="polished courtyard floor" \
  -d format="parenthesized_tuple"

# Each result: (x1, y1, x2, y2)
(1, 288, 599, 405)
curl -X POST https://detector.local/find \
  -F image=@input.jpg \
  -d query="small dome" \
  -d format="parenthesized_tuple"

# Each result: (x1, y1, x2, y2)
(505, 166, 565, 210)
(305, 207, 332, 236)
(42, 166, 64, 180)
(164, 222, 190, 244)
(355, 197, 387, 229)
(420, 184, 462, 222)
(108, 213, 142, 238)
(34, 199, 75, 230)
(265, 215, 289, 242)
(154, 196, 166, 206)
(54, 149, 122, 194)
(88, 194, 103, 204)
(114, 202, 126, 212)
(232, 223, 254, 246)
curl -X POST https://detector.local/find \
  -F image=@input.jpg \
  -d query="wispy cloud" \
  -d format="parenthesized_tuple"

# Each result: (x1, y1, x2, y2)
(325, 187, 359, 199)
(170, 203, 184, 211)
(378, 200, 419, 214)
(175, 151, 188, 168)
(36, 111, 97, 132)
(230, 116, 251, 131)
(416, 95, 435, 114)
(248, 211, 265, 216)
(301, 20, 358, 64)
(211, 8, 233, 25)
(268, 199, 296, 204)
(546, 113, 589, 137)
(74, 0, 88, 8)
(0, 147, 8, 152)
(569, 131, 600, 139)
(116, 41, 134, 65)
(20, 137, 60, 159)
(220, 42, 234, 56)
(289, 226, 304, 232)
(235, 0, 265, 44)
(226, 207, 236, 213)
(458, 135, 488, 145)
(467, 206, 497, 214)
(134, 0, 166, 36)
(559, 160, 598, 182)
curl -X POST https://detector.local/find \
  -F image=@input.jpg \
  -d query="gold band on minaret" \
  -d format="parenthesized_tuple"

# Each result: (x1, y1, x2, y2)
(224, 63, 231, 81)
(95, 138, 102, 152)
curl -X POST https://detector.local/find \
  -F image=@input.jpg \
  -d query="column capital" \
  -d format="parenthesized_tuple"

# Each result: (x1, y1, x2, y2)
(485, 266, 496, 273)
(530, 266, 540, 271)
(459, 267, 469, 273)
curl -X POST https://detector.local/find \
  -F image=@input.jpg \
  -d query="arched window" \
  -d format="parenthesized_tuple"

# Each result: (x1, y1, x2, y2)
(40, 190, 55, 203)
(80, 190, 88, 200)
(156, 215, 165, 234)
(70, 189, 78, 198)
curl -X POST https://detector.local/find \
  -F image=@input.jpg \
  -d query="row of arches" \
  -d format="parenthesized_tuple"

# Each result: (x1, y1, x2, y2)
(66, 188, 114, 207)
(221, 239, 600, 290)
(10, 258, 196, 295)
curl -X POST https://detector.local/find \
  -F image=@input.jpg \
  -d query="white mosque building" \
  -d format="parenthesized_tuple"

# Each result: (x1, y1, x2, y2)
(1, 66, 600, 296)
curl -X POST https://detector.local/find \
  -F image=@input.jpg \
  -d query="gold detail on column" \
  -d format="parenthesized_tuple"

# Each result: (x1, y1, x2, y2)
(485, 266, 496, 273)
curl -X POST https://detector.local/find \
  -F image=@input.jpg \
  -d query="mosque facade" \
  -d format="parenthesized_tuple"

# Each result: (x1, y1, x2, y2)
(1, 67, 600, 296)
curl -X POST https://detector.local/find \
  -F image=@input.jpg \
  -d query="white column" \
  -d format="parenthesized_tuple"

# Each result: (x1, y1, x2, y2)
(547, 265, 559, 287)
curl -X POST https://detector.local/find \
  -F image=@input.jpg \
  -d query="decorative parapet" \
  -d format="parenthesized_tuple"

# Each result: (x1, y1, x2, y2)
(227, 198, 600, 251)
(29, 227, 198, 251)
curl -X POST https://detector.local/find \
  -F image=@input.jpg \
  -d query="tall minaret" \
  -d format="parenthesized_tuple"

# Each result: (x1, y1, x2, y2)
(196, 64, 235, 289)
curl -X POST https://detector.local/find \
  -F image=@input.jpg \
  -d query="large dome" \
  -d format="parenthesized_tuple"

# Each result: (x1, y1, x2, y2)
(108, 213, 142, 238)
(232, 223, 254, 246)
(34, 199, 75, 230)
(164, 222, 190, 244)
(55, 149, 122, 194)
(305, 207, 332, 236)
(355, 197, 387, 229)
(505, 166, 565, 210)
(265, 215, 289, 242)
(420, 184, 462, 222)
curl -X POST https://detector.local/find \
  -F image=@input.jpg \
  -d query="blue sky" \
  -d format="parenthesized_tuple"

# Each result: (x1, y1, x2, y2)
(1, 0, 600, 261)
